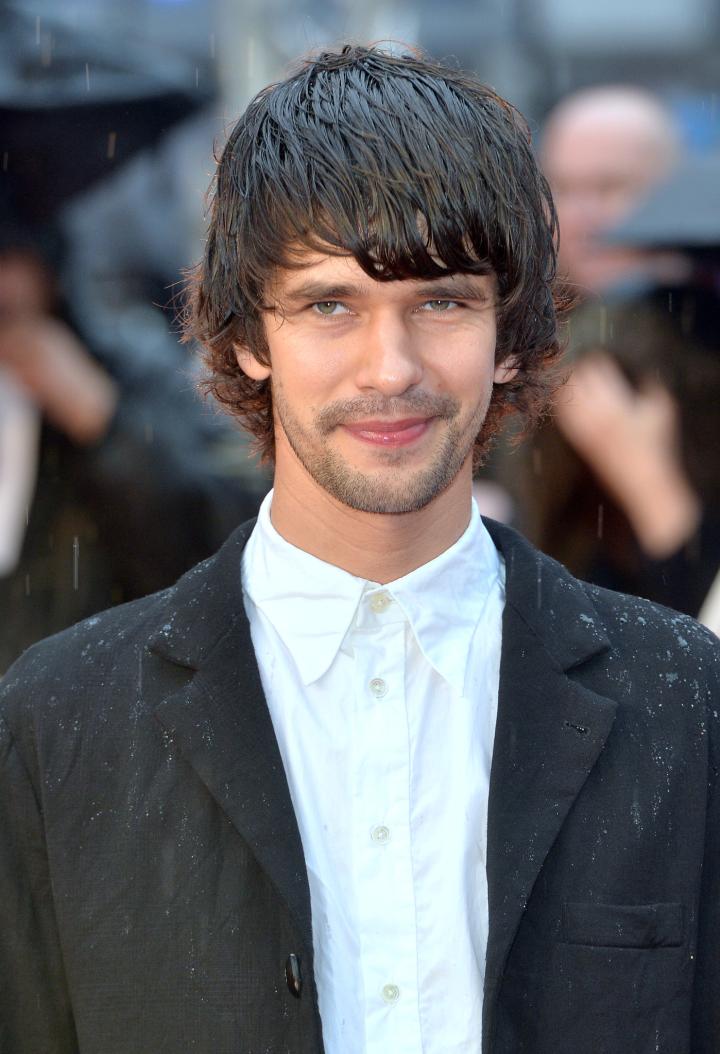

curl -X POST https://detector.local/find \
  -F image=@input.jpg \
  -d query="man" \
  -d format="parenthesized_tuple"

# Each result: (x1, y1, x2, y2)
(541, 85, 681, 295)
(515, 87, 708, 615)
(0, 45, 717, 1054)
(0, 214, 266, 673)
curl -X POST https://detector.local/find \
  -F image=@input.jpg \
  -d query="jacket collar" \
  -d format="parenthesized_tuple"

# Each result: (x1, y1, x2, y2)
(149, 518, 257, 669)
(149, 514, 611, 673)
(485, 517, 612, 671)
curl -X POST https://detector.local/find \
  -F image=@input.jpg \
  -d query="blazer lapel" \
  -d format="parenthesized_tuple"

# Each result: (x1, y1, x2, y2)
(149, 521, 313, 958)
(482, 521, 618, 988)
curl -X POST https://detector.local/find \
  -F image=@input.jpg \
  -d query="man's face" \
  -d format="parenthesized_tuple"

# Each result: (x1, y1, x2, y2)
(237, 252, 513, 515)
(543, 119, 664, 293)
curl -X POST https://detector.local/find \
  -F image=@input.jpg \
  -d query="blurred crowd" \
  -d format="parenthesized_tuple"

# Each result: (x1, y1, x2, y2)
(2, 10, 720, 674)
(491, 84, 720, 633)
(0, 6, 270, 672)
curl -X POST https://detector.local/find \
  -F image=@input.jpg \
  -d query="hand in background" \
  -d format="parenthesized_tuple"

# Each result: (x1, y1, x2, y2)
(553, 351, 701, 558)
(0, 316, 117, 445)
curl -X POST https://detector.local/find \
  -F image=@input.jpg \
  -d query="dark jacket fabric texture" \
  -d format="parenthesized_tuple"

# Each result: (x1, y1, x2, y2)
(0, 517, 718, 1054)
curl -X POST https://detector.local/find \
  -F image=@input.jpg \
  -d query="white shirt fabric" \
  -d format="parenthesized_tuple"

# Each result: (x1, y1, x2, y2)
(241, 492, 505, 1054)
(0, 369, 41, 576)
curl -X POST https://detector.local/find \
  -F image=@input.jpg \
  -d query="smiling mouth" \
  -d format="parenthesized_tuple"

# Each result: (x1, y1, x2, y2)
(341, 418, 434, 447)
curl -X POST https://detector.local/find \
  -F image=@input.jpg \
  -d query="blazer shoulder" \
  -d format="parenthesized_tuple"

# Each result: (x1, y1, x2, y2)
(484, 517, 720, 704)
(0, 587, 162, 723)
(583, 578, 720, 672)
(0, 514, 259, 722)
(0, 537, 233, 734)
(486, 514, 719, 663)
(583, 582, 720, 783)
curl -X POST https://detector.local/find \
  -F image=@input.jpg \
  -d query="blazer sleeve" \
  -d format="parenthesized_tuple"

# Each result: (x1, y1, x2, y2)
(690, 654, 720, 1051)
(0, 714, 78, 1052)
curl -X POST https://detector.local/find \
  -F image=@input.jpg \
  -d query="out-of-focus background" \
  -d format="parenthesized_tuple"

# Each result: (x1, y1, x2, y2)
(2, 0, 719, 672)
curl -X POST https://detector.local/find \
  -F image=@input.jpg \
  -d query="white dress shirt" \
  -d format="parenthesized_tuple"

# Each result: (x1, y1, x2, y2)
(241, 492, 505, 1054)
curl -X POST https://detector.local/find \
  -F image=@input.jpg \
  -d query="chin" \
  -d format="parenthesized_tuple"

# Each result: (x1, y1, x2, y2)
(312, 456, 466, 517)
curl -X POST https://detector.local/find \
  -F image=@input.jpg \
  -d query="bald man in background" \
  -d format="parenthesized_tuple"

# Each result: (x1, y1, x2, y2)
(542, 86, 680, 295)
(506, 86, 712, 614)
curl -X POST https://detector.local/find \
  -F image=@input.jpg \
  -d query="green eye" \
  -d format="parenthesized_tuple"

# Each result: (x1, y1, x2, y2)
(314, 301, 340, 316)
(426, 300, 454, 311)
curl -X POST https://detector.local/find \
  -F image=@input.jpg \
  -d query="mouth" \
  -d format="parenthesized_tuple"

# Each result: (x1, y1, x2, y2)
(340, 417, 434, 447)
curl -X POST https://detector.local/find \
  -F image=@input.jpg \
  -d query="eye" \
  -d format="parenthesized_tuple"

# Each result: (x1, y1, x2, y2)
(421, 299, 459, 312)
(312, 301, 348, 317)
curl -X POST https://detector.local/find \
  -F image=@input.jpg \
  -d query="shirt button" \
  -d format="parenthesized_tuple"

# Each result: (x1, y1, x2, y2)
(371, 825, 391, 844)
(382, 983, 400, 1003)
(370, 591, 392, 613)
(369, 677, 388, 698)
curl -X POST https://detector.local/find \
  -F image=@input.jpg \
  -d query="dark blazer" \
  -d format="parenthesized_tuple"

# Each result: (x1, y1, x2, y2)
(0, 519, 718, 1054)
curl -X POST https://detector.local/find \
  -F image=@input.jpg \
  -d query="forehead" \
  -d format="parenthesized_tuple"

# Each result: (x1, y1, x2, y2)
(267, 250, 495, 303)
(545, 119, 662, 188)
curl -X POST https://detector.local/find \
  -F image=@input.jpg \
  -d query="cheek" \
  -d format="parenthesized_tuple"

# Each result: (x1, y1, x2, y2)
(286, 333, 358, 394)
(439, 332, 497, 397)
(432, 363, 496, 418)
(271, 346, 343, 415)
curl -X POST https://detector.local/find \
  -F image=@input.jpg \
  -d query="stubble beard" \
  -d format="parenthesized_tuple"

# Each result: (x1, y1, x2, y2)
(273, 386, 492, 515)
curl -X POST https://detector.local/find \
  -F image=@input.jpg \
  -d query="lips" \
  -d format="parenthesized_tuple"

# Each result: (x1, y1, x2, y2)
(341, 417, 433, 447)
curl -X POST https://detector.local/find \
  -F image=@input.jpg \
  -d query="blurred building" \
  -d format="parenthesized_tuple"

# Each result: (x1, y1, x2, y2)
(213, 0, 720, 144)
(11, 0, 719, 247)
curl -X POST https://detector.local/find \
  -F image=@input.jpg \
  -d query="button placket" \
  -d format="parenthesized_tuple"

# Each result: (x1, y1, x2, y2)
(351, 618, 420, 1050)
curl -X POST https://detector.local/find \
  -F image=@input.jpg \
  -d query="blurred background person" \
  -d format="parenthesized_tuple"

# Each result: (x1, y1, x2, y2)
(542, 85, 681, 297)
(551, 154, 720, 617)
(0, 5, 268, 672)
(0, 206, 268, 674)
(493, 76, 720, 621)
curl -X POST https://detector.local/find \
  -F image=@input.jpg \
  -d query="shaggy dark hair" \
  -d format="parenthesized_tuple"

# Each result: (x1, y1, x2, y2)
(186, 43, 566, 466)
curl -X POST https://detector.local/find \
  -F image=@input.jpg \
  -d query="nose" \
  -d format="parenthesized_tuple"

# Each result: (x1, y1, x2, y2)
(354, 311, 423, 396)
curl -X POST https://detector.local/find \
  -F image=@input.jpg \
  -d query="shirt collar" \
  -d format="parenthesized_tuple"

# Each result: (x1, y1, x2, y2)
(242, 491, 503, 693)
(242, 493, 367, 685)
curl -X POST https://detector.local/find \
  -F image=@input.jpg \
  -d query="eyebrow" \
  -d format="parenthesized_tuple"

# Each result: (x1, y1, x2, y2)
(277, 274, 494, 306)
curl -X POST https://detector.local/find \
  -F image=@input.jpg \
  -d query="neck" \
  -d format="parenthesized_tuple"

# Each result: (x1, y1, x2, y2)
(269, 460, 474, 584)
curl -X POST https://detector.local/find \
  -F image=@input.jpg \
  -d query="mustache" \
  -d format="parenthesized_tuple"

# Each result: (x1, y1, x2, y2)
(316, 392, 460, 434)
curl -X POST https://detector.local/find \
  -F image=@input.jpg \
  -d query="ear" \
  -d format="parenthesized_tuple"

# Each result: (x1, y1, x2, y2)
(234, 344, 271, 381)
(494, 358, 518, 385)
